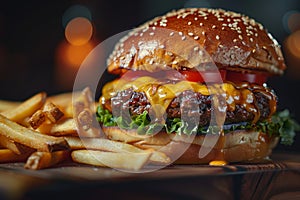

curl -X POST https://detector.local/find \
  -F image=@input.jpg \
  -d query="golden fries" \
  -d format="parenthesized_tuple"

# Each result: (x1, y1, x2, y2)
(1, 92, 46, 123)
(46, 92, 80, 109)
(37, 118, 78, 136)
(0, 149, 32, 163)
(0, 100, 20, 112)
(28, 110, 46, 129)
(0, 114, 69, 152)
(43, 102, 64, 123)
(0, 87, 171, 170)
(0, 135, 33, 155)
(72, 150, 151, 171)
(72, 87, 100, 137)
(24, 151, 70, 170)
(64, 137, 171, 164)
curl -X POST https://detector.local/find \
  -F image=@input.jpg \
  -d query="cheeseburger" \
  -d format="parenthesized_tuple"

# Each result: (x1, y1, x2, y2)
(96, 8, 298, 165)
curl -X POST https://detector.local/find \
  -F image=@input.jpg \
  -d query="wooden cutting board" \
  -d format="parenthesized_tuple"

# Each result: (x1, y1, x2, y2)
(0, 151, 299, 200)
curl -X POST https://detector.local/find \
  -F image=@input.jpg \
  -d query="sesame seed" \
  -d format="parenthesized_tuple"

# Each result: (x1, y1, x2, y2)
(202, 31, 205, 36)
(204, 16, 208, 20)
(182, 36, 186, 40)
(250, 38, 254, 42)
(188, 32, 194, 36)
(194, 36, 199, 40)
(234, 46, 239, 49)
(219, 44, 224, 48)
(179, 32, 183, 36)
(194, 17, 198, 20)
(194, 46, 199, 51)
(233, 39, 238, 42)
(252, 49, 256, 53)
(200, 22, 203, 26)
(218, 18, 224, 21)
(216, 35, 220, 40)
(222, 27, 225, 30)
(227, 18, 231, 22)
(238, 35, 243, 40)
(212, 25, 216, 29)
(242, 41, 246, 45)
(188, 21, 192, 25)
(149, 32, 154, 36)
(169, 32, 174, 36)
(152, 27, 156, 30)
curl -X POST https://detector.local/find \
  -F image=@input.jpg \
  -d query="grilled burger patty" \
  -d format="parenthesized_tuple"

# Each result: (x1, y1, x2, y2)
(106, 86, 275, 127)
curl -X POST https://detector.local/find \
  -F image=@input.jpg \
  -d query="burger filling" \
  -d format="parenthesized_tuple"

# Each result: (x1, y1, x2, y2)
(97, 75, 298, 145)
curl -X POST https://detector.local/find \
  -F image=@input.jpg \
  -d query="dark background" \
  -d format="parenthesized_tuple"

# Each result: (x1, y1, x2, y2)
(0, 0, 300, 151)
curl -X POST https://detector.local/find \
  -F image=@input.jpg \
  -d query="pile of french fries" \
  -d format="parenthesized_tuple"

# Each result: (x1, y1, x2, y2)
(0, 88, 170, 171)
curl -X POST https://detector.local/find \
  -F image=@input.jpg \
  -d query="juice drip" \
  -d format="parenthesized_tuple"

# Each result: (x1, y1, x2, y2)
(209, 130, 228, 166)
(209, 90, 227, 166)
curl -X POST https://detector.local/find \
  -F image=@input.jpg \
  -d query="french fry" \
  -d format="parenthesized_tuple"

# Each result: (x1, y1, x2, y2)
(28, 110, 46, 129)
(72, 150, 151, 171)
(1, 92, 46, 123)
(37, 118, 78, 136)
(0, 100, 20, 112)
(77, 109, 93, 131)
(43, 102, 64, 123)
(46, 92, 80, 109)
(0, 114, 69, 152)
(65, 137, 171, 164)
(73, 87, 100, 137)
(0, 135, 33, 155)
(24, 151, 70, 170)
(0, 149, 32, 163)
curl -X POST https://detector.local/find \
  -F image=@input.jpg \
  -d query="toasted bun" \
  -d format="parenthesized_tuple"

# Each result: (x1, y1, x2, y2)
(107, 8, 285, 75)
(102, 126, 279, 164)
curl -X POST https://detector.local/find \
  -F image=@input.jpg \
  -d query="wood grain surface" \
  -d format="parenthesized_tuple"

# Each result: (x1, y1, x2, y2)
(0, 151, 299, 200)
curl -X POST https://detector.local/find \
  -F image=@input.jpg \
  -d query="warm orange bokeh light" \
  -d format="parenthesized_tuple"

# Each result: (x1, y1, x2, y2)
(65, 17, 93, 46)
(286, 30, 300, 58)
(56, 40, 95, 68)
(55, 40, 96, 90)
(288, 12, 300, 33)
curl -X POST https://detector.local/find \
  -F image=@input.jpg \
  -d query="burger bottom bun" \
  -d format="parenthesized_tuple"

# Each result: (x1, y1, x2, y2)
(102, 126, 279, 164)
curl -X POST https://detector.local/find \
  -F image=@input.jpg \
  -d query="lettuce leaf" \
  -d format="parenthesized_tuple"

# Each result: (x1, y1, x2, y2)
(96, 106, 299, 145)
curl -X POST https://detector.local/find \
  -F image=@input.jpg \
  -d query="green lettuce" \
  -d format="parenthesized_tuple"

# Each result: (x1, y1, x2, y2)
(96, 106, 299, 145)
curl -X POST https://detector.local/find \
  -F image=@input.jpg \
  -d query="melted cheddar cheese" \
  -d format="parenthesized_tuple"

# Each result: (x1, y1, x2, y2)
(100, 76, 277, 123)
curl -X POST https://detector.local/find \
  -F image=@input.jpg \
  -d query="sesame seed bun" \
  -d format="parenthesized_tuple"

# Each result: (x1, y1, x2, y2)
(107, 8, 285, 75)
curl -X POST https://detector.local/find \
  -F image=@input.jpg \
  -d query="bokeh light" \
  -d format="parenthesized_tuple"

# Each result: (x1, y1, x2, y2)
(62, 5, 92, 28)
(286, 30, 300, 58)
(56, 40, 95, 68)
(283, 10, 300, 33)
(65, 17, 93, 46)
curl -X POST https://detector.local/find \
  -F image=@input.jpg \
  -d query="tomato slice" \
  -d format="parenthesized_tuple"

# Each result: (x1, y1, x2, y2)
(226, 71, 268, 85)
(180, 70, 227, 83)
(120, 69, 267, 85)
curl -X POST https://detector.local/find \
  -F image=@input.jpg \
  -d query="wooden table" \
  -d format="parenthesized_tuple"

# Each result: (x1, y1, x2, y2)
(0, 151, 299, 200)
